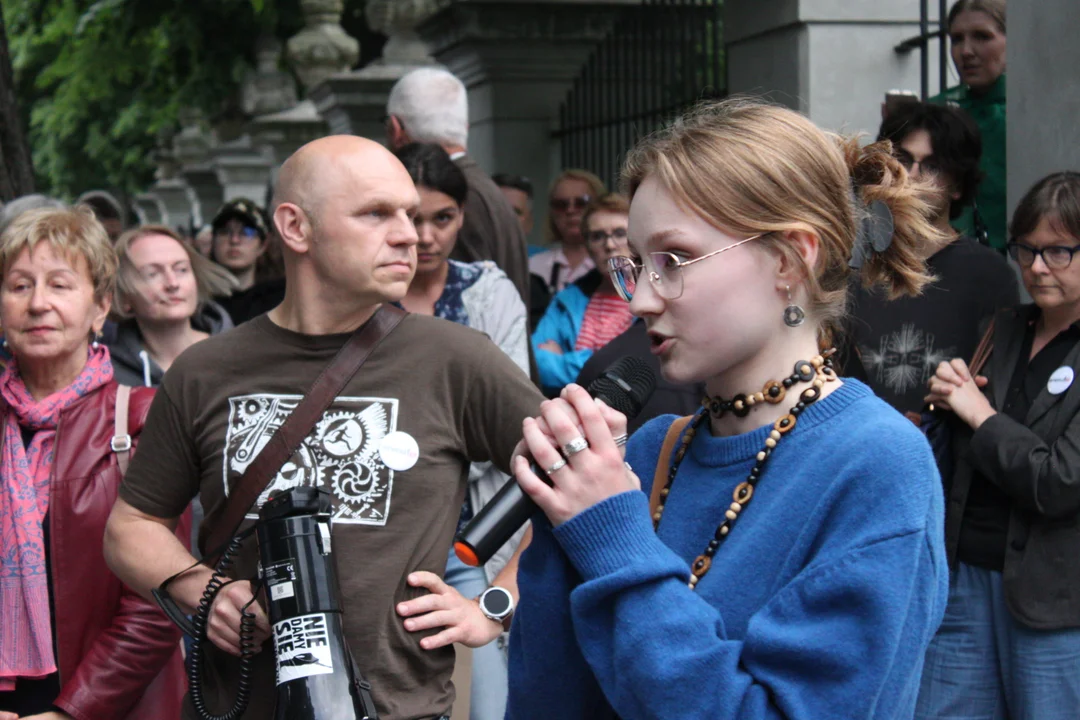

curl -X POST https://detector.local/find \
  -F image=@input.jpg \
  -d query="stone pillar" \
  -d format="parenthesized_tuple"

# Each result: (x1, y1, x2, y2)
(132, 193, 167, 225)
(309, 0, 441, 141)
(1006, 0, 1080, 216)
(212, 137, 275, 206)
(174, 110, 224, 228)
(726, 0, 949, 136)
(245, 34, 328, 166)
(418, 1, 623, 244)
(147, 133, 200, 234)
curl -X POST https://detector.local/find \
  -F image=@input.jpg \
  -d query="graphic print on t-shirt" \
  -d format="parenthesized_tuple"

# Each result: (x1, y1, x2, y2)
(223, 394, 399, 525)
(859, 323, 955, 396)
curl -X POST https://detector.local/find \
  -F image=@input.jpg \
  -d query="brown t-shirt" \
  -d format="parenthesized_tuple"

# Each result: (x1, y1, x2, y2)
(120, 312, 543, 720)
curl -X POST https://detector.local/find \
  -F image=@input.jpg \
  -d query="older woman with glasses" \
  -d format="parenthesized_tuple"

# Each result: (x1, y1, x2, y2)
(528, 170, 607, 302)
(506, 99, 950, 719)
(531, 193, 635, 395)
(918, 172, 1080, 719)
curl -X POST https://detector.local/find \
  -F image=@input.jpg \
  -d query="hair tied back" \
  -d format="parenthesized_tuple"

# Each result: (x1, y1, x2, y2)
(848, 185, 895, 270)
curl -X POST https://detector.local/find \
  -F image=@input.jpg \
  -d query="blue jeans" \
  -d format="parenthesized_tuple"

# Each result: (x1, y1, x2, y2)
(444, 548, 508, 720)
(916, 562, 1080, 720)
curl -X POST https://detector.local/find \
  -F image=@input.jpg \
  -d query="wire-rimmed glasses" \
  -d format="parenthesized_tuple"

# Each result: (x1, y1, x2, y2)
(607, 233, 765, 302)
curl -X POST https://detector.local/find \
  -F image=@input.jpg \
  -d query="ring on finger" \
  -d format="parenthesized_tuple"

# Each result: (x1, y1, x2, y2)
(613, 433, 629, 447)
(562, 436, 589, 457)
(546, 458, 568, 474)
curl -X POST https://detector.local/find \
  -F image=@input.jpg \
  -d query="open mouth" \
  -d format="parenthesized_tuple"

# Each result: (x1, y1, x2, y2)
(648, 331, 672, 355)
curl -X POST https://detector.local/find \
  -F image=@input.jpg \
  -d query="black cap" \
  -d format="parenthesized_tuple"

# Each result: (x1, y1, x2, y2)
(211, 198, 269, 240)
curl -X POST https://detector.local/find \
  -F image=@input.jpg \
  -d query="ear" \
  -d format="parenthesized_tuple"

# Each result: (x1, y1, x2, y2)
(387, 116, 410, 150)
(274, 203, 312, 256)
(774, 229, 820, 294)
(91, 293, 112, 335)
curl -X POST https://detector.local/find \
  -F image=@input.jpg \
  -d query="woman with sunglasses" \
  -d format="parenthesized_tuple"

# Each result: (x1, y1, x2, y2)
(528, 170, 608, 305)
(505, 99, 951, 719)
(919, 172, 1080, 719)
(531, 193, 635, 395)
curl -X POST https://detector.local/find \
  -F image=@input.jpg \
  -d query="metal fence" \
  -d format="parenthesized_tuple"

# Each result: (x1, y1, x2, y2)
(894, 0, 950, 99)
(553, 0, 724, 190)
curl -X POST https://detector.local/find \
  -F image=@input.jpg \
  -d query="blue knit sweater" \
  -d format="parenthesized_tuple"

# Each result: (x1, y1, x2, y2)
(507, 379, 948, 720)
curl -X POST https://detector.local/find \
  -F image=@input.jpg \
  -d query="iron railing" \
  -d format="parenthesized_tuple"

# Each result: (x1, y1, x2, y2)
(894, 0, 950, 99)
(554, 0, 724, 190)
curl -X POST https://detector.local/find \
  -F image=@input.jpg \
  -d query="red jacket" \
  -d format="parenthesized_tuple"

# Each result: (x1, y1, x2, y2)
(1, 382, 188, 720)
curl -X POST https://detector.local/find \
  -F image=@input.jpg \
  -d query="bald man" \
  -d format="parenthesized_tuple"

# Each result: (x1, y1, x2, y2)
(104, 136, 544, 720)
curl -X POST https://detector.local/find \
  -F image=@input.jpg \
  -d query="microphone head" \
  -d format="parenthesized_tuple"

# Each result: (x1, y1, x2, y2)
(588, 356, 657, 419)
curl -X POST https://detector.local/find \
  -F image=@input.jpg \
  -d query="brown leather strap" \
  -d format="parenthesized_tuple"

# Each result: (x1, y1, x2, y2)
(204, 305, 407, 563)
(649, 416, 693, 519)
(970, 318, 996, 377)
(113, 384, 132, 476)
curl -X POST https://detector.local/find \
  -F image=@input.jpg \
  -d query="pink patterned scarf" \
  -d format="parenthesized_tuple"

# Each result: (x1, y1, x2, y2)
(0, 345, 113, 691)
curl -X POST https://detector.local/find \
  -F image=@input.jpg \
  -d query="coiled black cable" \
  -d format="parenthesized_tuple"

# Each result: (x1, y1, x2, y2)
(187, 533, 259, 720)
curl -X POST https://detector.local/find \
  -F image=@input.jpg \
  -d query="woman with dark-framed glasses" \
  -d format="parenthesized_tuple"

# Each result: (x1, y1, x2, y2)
(531, 193, 634, 395)
(919, 171, 1080, 719)
(505, 98, 951, 719)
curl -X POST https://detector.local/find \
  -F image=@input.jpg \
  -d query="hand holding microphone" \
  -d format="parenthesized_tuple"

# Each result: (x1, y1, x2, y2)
(515, 383, 639, 527)
(454, 357, 656, 567)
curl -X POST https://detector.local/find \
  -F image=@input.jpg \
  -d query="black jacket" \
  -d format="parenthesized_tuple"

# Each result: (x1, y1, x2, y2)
(947, 304, 1080, 629)
(107, 301, 233, 387)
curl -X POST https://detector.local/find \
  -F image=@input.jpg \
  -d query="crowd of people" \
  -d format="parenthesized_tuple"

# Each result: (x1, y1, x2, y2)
(1, 0, 1075, 719)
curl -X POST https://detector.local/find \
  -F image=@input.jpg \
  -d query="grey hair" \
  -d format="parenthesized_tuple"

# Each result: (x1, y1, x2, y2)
(0, 194, 66, 236)
(386, 67, 469, 148)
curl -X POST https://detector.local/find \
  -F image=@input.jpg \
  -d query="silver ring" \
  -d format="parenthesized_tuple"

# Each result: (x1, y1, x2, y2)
(562, 436, 590, 457)
(546, 458, 568, 474)
(613, 433, 629, 447)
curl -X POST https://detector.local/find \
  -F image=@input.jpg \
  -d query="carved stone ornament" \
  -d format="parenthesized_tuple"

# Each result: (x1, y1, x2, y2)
(365, 0, 441, 64)
(173, 108, 212, 168)
(286, 0, 360, 92)
(242, 35, 299, 116)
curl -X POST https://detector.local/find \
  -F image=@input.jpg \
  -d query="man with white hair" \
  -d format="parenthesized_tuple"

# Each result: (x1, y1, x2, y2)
(386, 67, 531, 309)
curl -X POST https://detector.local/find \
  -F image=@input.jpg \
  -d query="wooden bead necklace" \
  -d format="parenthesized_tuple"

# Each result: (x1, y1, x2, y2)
(653, 351, 837, 590)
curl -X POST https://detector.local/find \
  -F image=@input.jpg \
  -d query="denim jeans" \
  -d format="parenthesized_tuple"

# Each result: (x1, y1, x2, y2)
(915, 562, 1080, 720)
(444, 547, 509, 720)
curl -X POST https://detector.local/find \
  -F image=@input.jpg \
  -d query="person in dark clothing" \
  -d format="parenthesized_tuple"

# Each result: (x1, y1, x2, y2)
(208, 197, 285, 324)
(576, 319, 704, 433)
(917, 172, 1080, 719)
(492, 172, 534, 238)
(386, 68, 531, 309)
(849, 101, 1018, 414)
(109, 224, 236, 387)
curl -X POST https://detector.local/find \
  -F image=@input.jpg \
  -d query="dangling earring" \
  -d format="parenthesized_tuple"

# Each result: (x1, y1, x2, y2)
(783, 285, 805, 328)
(1, 338, 8, 350)
(91, 331, 102, 349)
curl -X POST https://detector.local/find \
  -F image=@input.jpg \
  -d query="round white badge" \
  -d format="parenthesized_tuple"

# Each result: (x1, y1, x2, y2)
(1047, 366, 1075, 396)
(378, 431, 420, 471)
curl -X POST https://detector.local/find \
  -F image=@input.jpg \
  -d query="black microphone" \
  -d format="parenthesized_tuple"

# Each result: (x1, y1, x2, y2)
(454, 356, 657, 567)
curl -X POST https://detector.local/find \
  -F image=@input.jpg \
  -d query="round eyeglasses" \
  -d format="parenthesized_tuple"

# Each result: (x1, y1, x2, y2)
(607, 233, 765, 302)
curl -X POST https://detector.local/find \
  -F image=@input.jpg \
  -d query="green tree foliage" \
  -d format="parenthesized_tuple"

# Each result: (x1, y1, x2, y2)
(4, 0, 382, 199)
(4, 0, 290, 197)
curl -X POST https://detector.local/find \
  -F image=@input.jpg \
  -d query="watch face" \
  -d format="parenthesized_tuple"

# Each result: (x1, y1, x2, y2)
(482, 587, 512, 616)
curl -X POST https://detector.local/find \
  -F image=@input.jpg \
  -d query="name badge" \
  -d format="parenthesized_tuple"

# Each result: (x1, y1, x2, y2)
(1047, 366, 1075, 396)
(379, 431, 420, 471)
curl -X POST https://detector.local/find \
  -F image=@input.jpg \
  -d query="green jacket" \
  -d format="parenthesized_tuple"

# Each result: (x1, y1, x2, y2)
(931, 75, 1007, 249)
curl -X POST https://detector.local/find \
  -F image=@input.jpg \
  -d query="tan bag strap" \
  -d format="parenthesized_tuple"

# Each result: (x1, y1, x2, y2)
(649, 416, 694, 519)
(204, 304, 407, 563)
(113, 384, 133, 476)
(970, 317, 996, 377)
